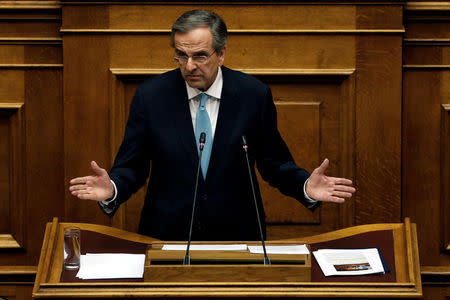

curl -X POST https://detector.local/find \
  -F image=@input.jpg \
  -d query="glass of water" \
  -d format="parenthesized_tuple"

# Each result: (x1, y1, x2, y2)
(63, 226, 81, 270)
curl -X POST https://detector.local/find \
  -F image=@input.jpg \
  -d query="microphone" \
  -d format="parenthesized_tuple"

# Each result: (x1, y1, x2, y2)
(184, 132, 206, 265)
(241, 135, 271, 265)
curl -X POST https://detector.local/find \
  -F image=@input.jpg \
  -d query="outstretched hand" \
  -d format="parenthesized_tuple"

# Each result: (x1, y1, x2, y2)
(69, 161, 114, 202)
(306, 158, 355, 203)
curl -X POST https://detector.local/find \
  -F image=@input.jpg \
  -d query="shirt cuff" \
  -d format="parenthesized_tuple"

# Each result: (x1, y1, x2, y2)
(101, 180, 117, 205)
(303, 178, 318, 203)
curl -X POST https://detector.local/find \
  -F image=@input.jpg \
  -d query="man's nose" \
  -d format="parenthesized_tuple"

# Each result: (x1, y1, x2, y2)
(185, 58, 197, 72)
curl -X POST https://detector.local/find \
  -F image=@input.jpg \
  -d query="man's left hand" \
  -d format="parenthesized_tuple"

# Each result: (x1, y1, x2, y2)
(306, 158, 356, 203)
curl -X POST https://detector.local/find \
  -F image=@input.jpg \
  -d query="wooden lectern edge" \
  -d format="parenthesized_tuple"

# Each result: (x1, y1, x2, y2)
(33, 217, 59, 296)
(287, 222, 404, 244)
(33, 288, 422, 298)
(58, 220, 159, 244)
(410, 223, 423, 296)
(33, 217, 423, 299)
(405, 218, 416, 284)
(38, 281, 417, 287)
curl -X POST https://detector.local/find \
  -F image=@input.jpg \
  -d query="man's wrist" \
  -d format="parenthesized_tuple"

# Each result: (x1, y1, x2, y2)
(101, 180, 117, 205)
(303, 178, 317, 203)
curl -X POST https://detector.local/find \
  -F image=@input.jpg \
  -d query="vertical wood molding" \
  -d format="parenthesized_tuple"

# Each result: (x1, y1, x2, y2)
(442, 104, 450, 252)
(0, 103, 25, 249)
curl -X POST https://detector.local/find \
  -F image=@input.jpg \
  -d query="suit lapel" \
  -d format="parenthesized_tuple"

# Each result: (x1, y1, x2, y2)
(207, 67, 240, 181)
(170, 70, 198, 166)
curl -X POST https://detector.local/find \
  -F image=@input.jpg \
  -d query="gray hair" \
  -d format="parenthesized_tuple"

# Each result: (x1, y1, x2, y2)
(170, 10, 227, 53)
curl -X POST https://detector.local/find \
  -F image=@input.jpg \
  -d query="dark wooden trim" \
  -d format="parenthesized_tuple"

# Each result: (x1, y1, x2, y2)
(421, 267, 450, 286)
(0, 266, 36, 285)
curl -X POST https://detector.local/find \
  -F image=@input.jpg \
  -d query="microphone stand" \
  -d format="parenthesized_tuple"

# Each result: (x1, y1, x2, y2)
(184, 132, 206, 265)
(241, 135, 271, 265)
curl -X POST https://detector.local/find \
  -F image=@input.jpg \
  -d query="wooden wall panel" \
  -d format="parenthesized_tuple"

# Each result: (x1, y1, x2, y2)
(404, 2, 450, 267)
(63, 35, 111, 225)
(0, 0, 63, 272)
(264, 101, 321, 224)
(0, 103, 24, 250)
(355, 34, 402, 225)
(404, 3, 450, 299)
(442, 104, 450, 252)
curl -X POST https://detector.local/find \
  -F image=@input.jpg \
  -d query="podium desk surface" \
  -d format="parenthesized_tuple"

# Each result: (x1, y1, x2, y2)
(33, 218, 422, 299)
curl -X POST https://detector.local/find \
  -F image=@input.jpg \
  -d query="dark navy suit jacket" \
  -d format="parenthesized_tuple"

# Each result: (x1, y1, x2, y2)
(103, 66, 319, 241)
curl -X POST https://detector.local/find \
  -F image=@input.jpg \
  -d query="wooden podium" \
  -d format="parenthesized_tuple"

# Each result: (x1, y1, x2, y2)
(32, 218, 422, 299)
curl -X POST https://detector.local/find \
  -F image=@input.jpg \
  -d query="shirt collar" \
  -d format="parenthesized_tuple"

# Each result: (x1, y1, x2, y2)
(185, 67, 223, 100)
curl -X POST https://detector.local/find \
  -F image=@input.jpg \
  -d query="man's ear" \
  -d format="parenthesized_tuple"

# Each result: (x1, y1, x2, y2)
(218, 47, 226, 66)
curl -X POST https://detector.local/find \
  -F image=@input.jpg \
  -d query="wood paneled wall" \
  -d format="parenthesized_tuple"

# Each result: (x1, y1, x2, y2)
(403, 2, 450, 299)
(0, 1, 448, 299)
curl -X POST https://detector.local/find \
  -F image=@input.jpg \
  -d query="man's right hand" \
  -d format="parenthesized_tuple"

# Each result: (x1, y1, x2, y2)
(69, 161, 114, 202)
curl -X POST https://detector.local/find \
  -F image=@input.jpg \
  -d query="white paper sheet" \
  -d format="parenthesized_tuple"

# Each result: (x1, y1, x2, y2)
(162, 244, 247, 251)
(313, 248, 385, 276)
(248, 245, 309, 255)
(76, 253, 145, 279)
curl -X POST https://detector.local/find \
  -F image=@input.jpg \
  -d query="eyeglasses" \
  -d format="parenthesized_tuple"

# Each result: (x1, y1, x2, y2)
(174, 51, 215, 65)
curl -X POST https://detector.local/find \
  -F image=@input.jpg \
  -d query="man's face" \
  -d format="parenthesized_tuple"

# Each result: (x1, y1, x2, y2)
(174, 27, 225, 91)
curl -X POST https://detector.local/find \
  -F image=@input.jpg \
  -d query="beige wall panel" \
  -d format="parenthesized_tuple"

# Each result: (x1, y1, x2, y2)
(356, 5, 403, 29)
(24, 45, 62, 64)
(0, 104, 25, 252)
(444, 71, 450, 98)
(62, 5, 108, 29)
(25, 69, 64, 265)
(226, 35, 355, 69)
(404, 1, 450, 270)
(64, 35, 112, 225)
(442, 104, 450, 252)
(0, 284, 33, 300)
(0, 45, 25, 64)
(403, 70, 443, 265)
(356, 35, 402, 225)
(110, 34, 173, 69)
(0, 70, 24, 101)
(107, 5, 357, 30)
(404, 45, 443, 65)
(260, 102, 320, 224)
(265, 78, 353, 238)
(422, 285, 450, 300)
(445, 47, 450, 66)
(110, 34, 355, 69)
(268, 82, 344, 177)
(0, 45, 62, 65)
(0, 21, 60, 38)
(63, 5, 358, 30)
(0, 118, 10, 233)
(405, 22, 450, 39)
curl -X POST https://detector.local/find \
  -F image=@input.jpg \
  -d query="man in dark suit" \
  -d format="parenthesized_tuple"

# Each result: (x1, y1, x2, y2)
(69, 9, 355, 241)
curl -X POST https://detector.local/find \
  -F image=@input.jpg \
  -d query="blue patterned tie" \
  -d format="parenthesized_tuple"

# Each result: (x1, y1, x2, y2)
(195, 93, 213, 179)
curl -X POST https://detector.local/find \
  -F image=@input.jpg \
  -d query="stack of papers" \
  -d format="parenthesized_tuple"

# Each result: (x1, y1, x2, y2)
(313, 248, 386, 276)
(162, 244, 247, 251)
(161, 244, 309, 254)
(76, 253, 145, 279)
(248, 245, 309, 254)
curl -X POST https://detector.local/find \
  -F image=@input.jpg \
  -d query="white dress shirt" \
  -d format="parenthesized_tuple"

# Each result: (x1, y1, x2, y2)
(186, 66, 223, 138)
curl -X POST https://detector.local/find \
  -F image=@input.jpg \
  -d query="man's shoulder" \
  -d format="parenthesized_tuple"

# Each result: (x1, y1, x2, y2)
(222, 66, 268, 89)
(137, 68, 182, 94)
(222, 66, 269, 96)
